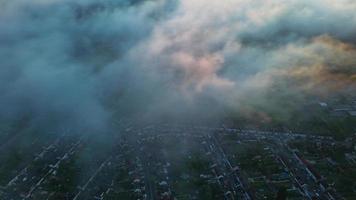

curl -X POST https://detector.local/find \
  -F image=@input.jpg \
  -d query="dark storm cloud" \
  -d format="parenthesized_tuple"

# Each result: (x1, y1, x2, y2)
(0, 0, 355, 131)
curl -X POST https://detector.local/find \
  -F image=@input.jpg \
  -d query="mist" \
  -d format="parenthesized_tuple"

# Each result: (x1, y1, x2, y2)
(0, 0, 355, 133)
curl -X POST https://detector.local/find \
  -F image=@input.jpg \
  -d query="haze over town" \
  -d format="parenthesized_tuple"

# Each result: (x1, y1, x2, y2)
(0, 0, 355, 199)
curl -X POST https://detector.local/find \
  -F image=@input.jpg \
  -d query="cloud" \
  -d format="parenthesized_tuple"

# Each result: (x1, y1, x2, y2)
(0, 0, 172, 131)
(0, 0, 355, 131)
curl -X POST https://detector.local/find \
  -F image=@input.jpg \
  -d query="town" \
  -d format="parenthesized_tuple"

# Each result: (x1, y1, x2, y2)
(1, 122, 355, 200)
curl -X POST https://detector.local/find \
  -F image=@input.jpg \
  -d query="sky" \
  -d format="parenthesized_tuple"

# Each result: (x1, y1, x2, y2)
(0, 0, 355, 132)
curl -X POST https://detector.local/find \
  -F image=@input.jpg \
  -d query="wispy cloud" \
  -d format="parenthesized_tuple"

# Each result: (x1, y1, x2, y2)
(0, 0, 355, 130)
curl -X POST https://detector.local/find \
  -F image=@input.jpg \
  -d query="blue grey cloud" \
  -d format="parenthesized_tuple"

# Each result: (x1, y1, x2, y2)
(0, 0, 355, 131)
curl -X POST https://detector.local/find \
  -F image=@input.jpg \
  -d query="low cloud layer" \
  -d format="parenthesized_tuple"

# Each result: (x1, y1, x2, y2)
(0, 0, 355, 131)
